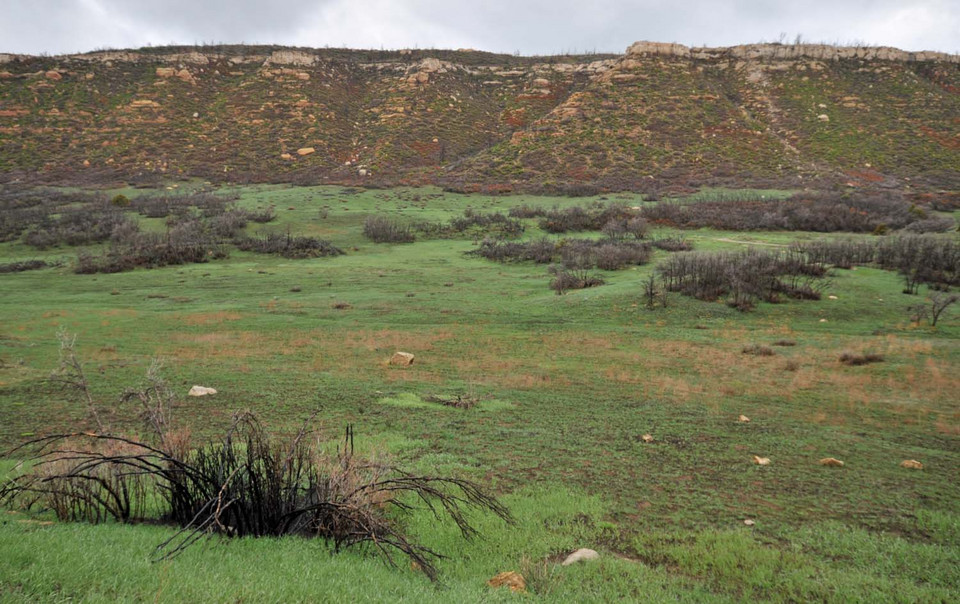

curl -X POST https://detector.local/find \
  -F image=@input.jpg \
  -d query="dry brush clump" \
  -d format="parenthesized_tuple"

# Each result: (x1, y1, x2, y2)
(470, 238, 653, 270)
(537, 202, 637, 234)
(0, 346, 510, 581)
(838, 352, 885, 366)
(235, 233, 344, 259)
(0, 259, 54, 273)
(363, 216, 416, 243)
(548, 266, 605, 295)
(656, 248, 827, 311)
(643, 190, 922, 233)
(875, 235, 960, 294)
(0, 187, 110, 243)
(75, 229, 227, 274)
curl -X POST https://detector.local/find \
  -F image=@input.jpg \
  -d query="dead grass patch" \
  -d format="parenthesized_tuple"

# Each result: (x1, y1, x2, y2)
(176, 311, 244, 326)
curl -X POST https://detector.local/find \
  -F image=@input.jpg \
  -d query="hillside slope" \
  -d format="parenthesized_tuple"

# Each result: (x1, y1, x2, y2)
(0, 42, 957, 192)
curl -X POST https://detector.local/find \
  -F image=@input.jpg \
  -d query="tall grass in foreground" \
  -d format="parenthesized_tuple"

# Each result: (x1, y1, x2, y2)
(0, 343, 509, 581)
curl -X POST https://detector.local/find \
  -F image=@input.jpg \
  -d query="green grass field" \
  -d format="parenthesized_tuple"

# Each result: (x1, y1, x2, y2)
(1, 185, 958, 602)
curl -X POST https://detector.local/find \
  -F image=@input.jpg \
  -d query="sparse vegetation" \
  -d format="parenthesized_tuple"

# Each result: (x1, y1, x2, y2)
(363, 216, 416, 243)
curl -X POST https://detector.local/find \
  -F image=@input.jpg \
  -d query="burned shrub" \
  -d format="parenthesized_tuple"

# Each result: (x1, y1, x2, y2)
(656, 249, 827, 311)
(447, 210, 524, 237)
(548, 265, 605, 294)
(593, 242, 653, 270)
(1, 416, 509, 581)
(0, 259, 52, 273)
(470, 238, 651, 270)
(508, 204, 548, 219)
(235, 233, 344, 259)
(24, 207, 137, 250)
(901, 217, 956, 234)
(416, 210, 524, 239)
(0, 187, 108, 242)
(363, 216, 415, 243)
(246, 207, 277, 223)
(876, 235, 960, 293)
(643, 190, 919, 233)
(133, 191, 238, 219)
(742, 344, 775, 356)
(470, 238, 557, 264)
(651, 236, 693, 252)
(794, 239, 877, 269)
(538, 202, 637, 234)
(75, 230, 226, 274)
(838, 352, 885, 366)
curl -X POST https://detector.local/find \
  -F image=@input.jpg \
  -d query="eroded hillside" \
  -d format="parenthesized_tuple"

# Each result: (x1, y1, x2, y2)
(0, 42, 957, 192)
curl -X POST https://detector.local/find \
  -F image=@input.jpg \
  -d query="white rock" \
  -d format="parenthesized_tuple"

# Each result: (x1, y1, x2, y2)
(188, 385, 217, 397)
(562, 548, 600, 566)
(744, 519, 755, 526)
(389, 351, 415, 366)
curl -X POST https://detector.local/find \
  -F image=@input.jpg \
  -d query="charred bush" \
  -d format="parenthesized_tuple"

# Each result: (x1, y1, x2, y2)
(548, 265, 605, 294)
(508, 204, 548, 219)
(838, 352, 885, 366)
(0, 259, 53, 273)
(235, 233, 344, 259)
(363, 216, 415, 243)
(876, 235, 960, 293)
(643, 190, 919, 233)
(651, 236, 693, 252)
(656, 249, 827, 311)
(538, 202, 637, 234)
(24, 207, 137, 250)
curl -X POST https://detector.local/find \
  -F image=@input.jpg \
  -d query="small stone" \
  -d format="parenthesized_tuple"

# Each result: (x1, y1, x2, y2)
(297, 147, 316, 156)
(641, 433, 654, 443)
(743, 519, 755, 526)
(900, 459, 923, 470)
(819, 457, 844, 467)
(738, 415, 751, 423)
(819, 319, 827, 323)
(188, 385, 217, 397)
(817, 114, 830, 122)
(753, 455, 771, 466)
(828, 295, 838, 300)
(562, 548, 600, 566)
(390, 351, 415, 366)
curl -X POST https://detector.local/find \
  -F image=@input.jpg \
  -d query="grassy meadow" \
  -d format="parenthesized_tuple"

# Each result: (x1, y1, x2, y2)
(1, 185, 958, 602)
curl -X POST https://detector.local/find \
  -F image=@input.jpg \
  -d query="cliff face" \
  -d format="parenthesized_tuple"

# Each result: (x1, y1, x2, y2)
(0, 42, 957, 191)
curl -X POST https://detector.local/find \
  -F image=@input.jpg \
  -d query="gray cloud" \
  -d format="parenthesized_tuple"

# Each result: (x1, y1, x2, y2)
(2, 0, 957, 56)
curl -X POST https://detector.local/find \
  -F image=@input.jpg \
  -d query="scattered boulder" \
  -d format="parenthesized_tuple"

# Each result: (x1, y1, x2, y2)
(562, 548, 600, 566)
(280, 153, 292, 160)
(753, 455, 771, 466)
(390, 351, 415, 366)
(819, 457, 844, 467)
(738, 415, 751, 423)
(488, 571, 526, 593)
(817, 114, 830, 122)
(641, 433, 654, 443)
(44, 71, 62, 81)
(155, 67, 176, 77)
(188, 385, 217, 397)
(296, 147, 315, 156)
(900, 459, 923, 470)
(743, 519, 756, 526)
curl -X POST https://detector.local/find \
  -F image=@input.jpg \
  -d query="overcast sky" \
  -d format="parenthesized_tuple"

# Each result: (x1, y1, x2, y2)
(2, 0, 958, 56)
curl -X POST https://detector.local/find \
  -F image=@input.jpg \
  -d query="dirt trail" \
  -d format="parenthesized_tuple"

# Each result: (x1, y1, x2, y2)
(713, 238, 787, 247)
